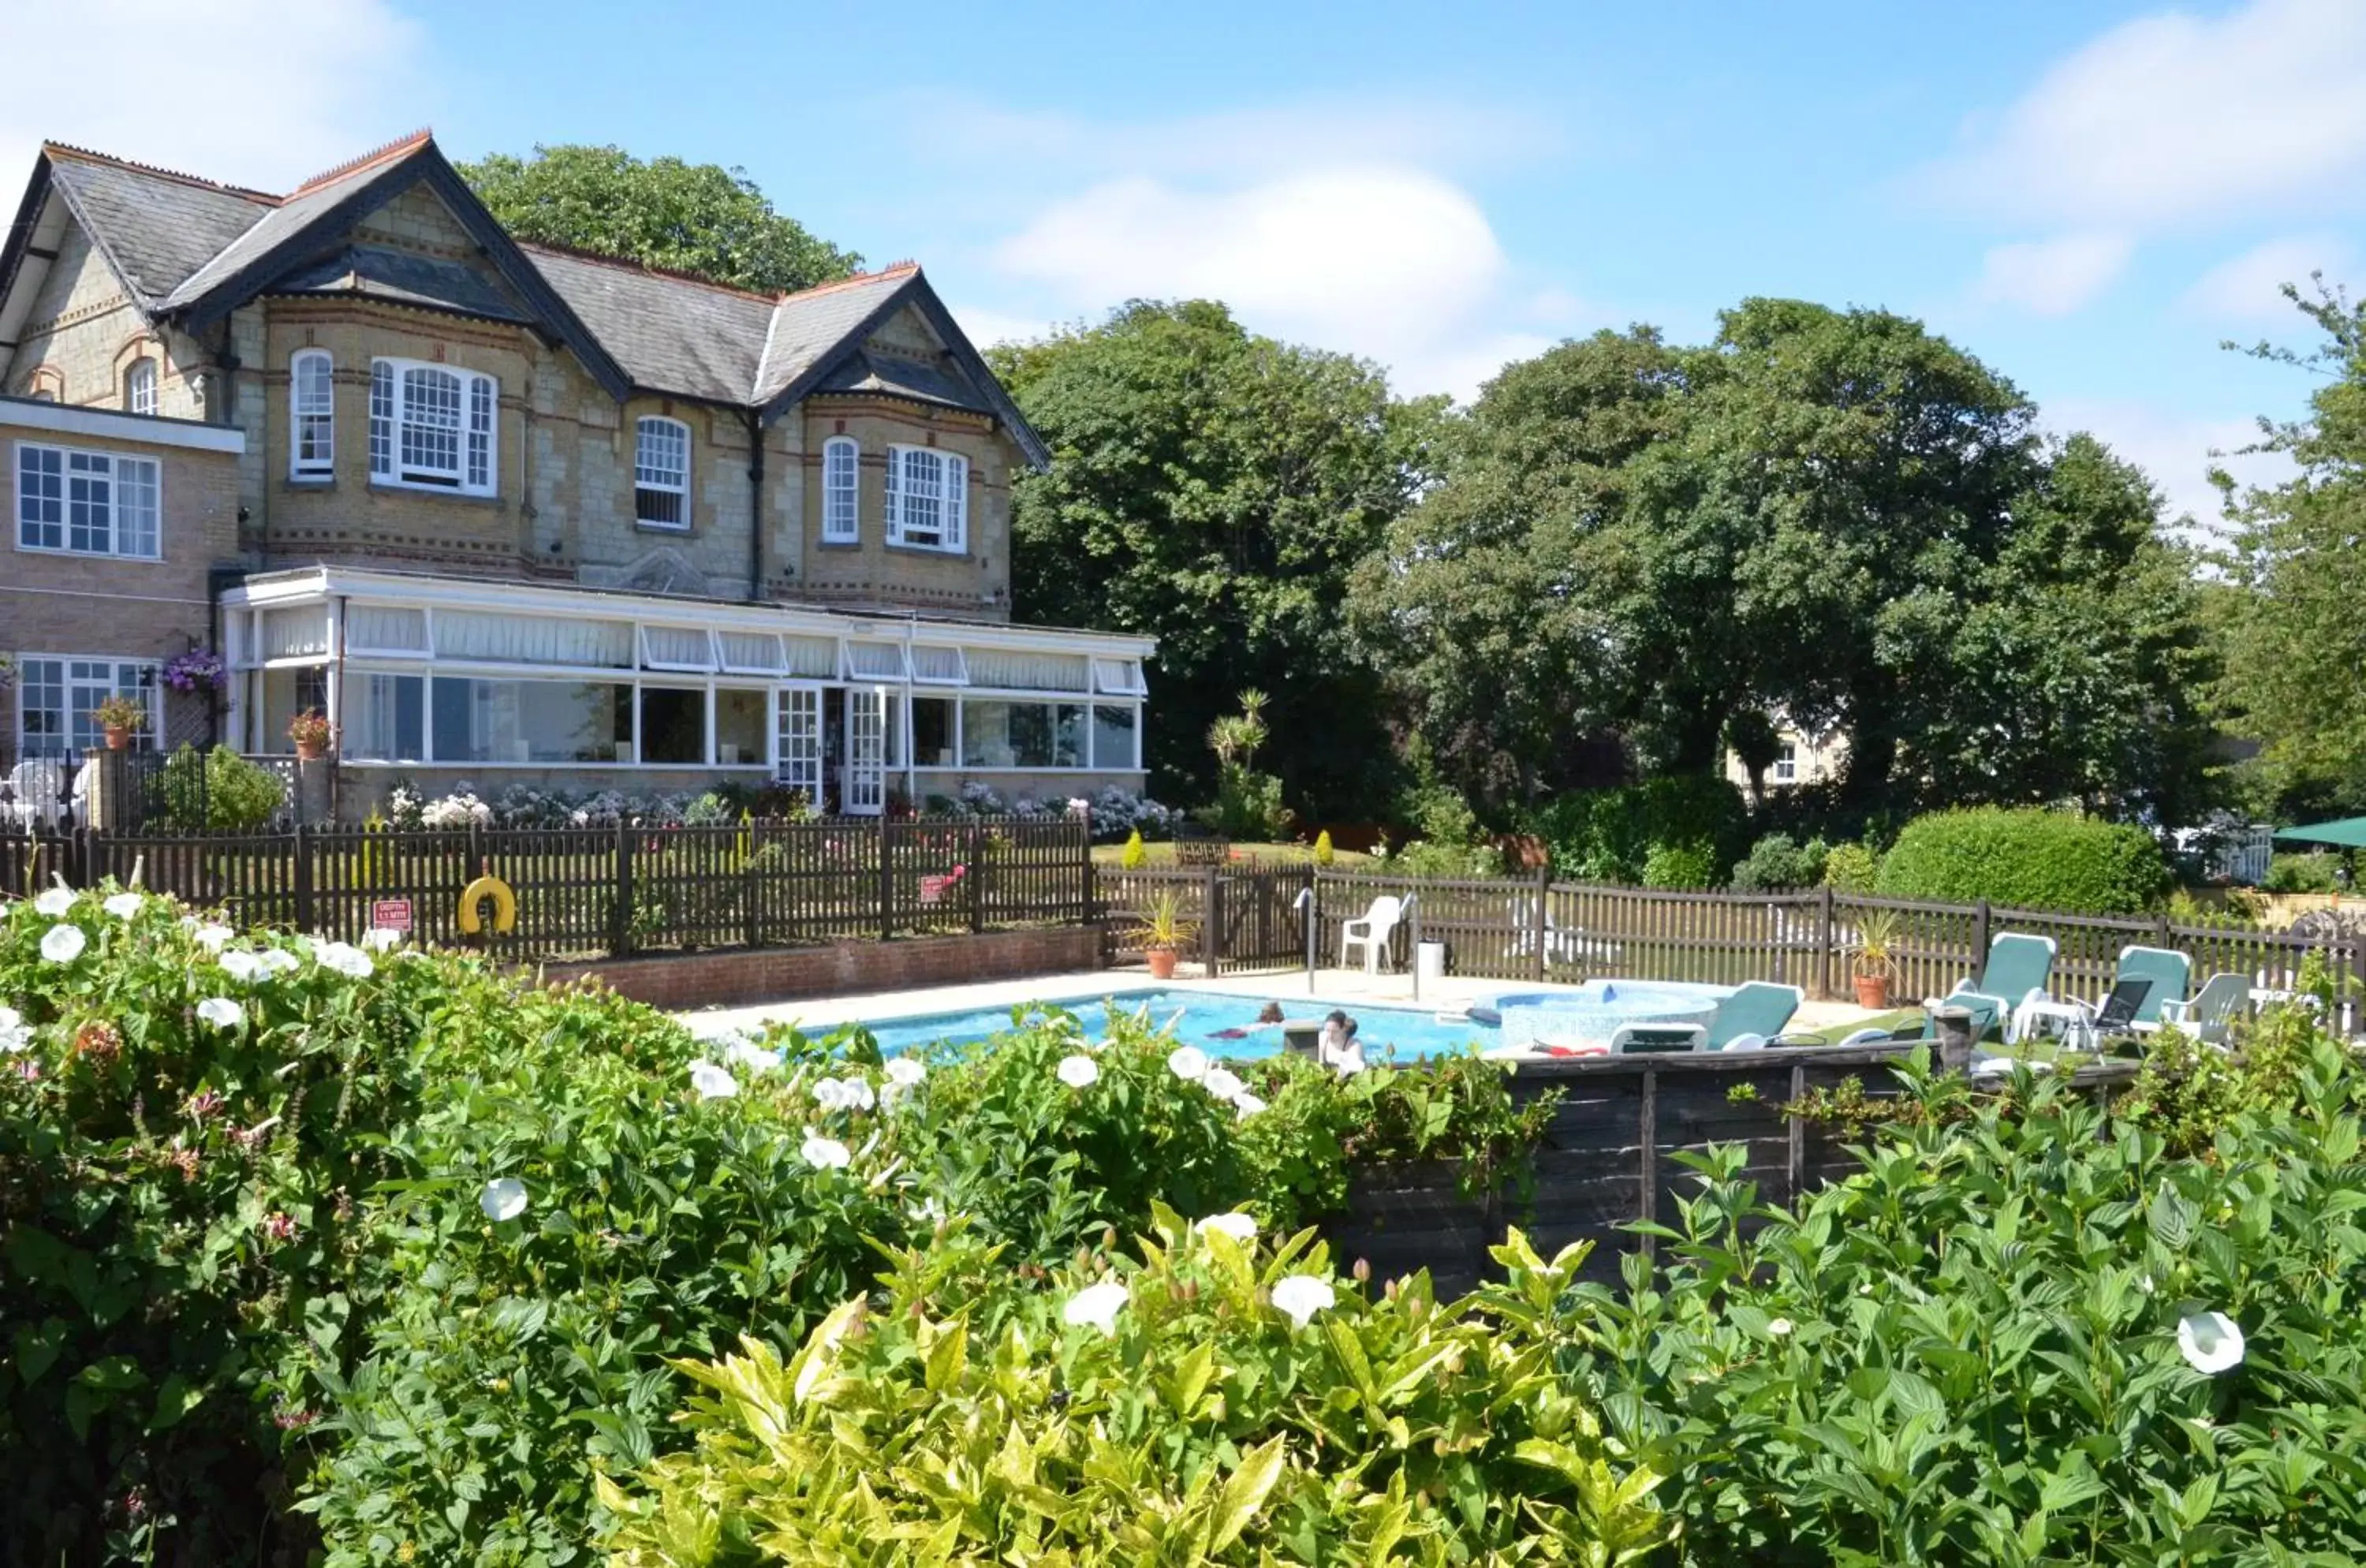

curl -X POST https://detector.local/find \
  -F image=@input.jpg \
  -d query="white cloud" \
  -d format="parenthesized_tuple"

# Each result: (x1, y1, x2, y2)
(0, 0, 424, 196)
(1928, 0, 2366, 228)
(1971, 232, 2133, 315)
(2181, 235, 2354, 323)
(988, 165, 1580, 401)
(2045, 397, 2289, 537)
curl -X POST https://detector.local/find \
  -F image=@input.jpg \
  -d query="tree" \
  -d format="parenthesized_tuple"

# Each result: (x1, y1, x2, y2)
(459, 145, 860, 294)
(991, 301, 1441, 817)
(1357, 300, 2216, 825)
(2215, 281, 2366, 815)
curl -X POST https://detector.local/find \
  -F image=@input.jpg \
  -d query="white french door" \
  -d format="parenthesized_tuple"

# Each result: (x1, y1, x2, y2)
(842, 686, 887, 816)
(775, 686, 823, 801)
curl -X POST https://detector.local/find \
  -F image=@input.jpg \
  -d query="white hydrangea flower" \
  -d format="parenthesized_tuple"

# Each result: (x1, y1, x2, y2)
(800, 1133, 853, 1170)
(103, 892, 144, 920)
(196, 998, 244, 1029)
(1195, 1212, 1257, 1244)
(1271, 1275, 1337, 1329)
(1166, 1045, 1211, 1082)
(33, 887, 74, 918)
(1062, 1280, 1129, 1334)
(1057, 1054, 1100, 1089)
(39, 926, 85, 965)
(480, 1178, 528, 1222)
(314, 942, 374, 979)
(2178, 1310, 2245, 1374)
(1202, 1066, 1245, 1101)
(688, 1060, 739, 1099)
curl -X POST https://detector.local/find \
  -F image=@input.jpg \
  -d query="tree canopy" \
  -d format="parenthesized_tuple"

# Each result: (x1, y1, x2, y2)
(2214, 282, 2366, 817)
(1353, 300, 2216, 825)
(990, 301, 1443, 816)
(459, 144, 860, 294)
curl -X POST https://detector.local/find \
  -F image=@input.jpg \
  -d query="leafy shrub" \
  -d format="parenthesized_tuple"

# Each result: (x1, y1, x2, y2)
(1728, 831, 1829, 891)
(1120, 827, 1147, 868)
(159, 741, 287, 830)
(1373, 837, 1506, 878)
(1641, 840, 1719, 889)
(601, 1215, 1670, 1566)
(1874, 805, 2173, 913)
(1211, 763, 1293, 840)
(1820, 838, 1881, 892)
(1312, 828, 1334, 866)
(1566, 1024, 2366, 1564)
(2263, 849, 2342, 894)
(1528, 776, 1749, 884)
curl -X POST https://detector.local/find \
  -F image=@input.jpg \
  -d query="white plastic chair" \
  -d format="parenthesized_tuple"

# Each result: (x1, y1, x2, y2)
(2, 760, 69, 831)
(1339, 894, 1405, 974)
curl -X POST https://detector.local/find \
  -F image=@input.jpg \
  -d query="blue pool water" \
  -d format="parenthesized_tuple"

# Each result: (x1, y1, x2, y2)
(860, 989, 1501, 1060)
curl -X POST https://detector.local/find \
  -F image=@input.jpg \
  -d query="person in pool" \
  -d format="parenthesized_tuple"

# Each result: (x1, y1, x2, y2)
(1207, 1001, 1290, 1040)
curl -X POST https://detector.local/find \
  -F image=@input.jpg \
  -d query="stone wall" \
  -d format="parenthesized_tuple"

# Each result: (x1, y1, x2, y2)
(536, 924, 1104, 1010)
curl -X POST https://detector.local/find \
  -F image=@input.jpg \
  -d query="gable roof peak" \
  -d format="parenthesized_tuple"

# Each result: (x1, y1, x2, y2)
(286, 129, 436, 199)
(39, 141, 276, 205)
(778, 259, 918, 304)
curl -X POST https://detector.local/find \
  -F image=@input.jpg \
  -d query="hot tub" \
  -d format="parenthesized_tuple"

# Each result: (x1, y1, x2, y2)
(1490, 980, 1728, 1053)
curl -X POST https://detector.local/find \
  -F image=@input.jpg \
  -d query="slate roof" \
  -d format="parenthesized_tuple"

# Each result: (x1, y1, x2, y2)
(4, 133, 1046, 462)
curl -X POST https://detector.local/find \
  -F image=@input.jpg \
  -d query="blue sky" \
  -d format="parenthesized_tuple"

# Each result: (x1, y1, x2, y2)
(8, 0, 2361, 524)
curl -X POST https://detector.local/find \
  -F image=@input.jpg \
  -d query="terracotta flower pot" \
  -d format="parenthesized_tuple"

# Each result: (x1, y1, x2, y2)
(1853, 973, 1891, 1010)
(294, 738, 327, 761)
(103, 726, 131, 751)
(1146, 946, 1180, 980)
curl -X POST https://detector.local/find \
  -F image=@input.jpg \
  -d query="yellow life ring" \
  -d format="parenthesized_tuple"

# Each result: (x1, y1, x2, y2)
(457, 875, 517, 935)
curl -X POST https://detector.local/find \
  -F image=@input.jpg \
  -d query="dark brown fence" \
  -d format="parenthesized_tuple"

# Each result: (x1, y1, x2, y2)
(2, 816, 1092, 962)
(1103, 868, 2366, 1023)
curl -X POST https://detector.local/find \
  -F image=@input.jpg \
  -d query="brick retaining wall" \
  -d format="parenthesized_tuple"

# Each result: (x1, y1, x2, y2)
(536, 924, 1104, 1010)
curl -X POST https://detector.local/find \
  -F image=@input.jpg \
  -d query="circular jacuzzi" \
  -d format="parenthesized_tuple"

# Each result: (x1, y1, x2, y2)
(1489, 980, 1727, 1053)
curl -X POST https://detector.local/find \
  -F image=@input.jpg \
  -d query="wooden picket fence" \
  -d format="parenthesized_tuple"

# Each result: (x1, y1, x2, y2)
(0, 816, 1092, 963)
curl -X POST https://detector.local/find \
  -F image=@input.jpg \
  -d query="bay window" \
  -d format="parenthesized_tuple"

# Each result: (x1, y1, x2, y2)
(715, 689, 767, 765)
(369, 358, 496, 495)
(1092, 704, 1139, 770)
(962, 700, 1082, 769)
(883, 445, 967, 552)
(638, 687, 706, 764)
(345, 673, 424, 761)
(430, 678, 633, 763)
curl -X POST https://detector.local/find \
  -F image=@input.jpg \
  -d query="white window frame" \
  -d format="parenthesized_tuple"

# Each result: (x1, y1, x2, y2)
(15, 441, 162, 561)
(124, 359, 158, 416)
(635, 416, 691, 530)
(291, 349, 334, 478)
(883, 444, 966, 553)
(1774, 740, 1798, 782)
(822, 435, 859, 543)
(13, 654, 161, 758)
(368, 357, 497, 496)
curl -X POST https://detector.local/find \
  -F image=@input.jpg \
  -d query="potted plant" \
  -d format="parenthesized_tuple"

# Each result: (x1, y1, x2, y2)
(91, 694, 146, 750)
(288, 708, 334, 761)
(1850, 906, 1901, 1010)
(1136, 888, 1199, 980)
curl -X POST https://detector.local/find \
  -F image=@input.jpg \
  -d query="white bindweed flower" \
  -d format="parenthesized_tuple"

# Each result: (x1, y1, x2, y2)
(2178, 1310, 2245, 1375)
(724, 1039, 778, 1074)
(800, 1133, 853, 1170)
(217, 950, 263, 984)
(1202, 1066, 1245, 1101)
(688, 1060, 739, 1099)
(885, 1055, 926, 1088)
(193, 924, 234, 952)
(812, 1077, 849, 1111)
(1767, 1318, 1794, 1338)
(1166, 1045, 1211, 1082)
(39, 926, 85, 965)
(257, 949, 303, 977)
(315, 942, 374, 979)
(34, 887, 74, 918)
(1195, 1212, 1257, 1244)
(1063, 1280, 1129, 1334)
(0, 1006, 27, 1055)
(1057, 1054, 1099, 1089)
(835, 1077, 876, 1111)
(103, 892, 144, 920)
(480, 1178, 528, 1222)
(360, 928, 402, 953)
(909, 1195, 945, 1224)
(1271, 1274, 1337, 1329)
(196, 998, 244, 1029)
(1233, 1092, 1268, 1120)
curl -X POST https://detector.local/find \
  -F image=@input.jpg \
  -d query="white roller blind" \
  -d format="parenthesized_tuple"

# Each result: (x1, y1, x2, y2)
(347, 605, 427, 654)
(260, 607, 330, 659)
(435, 610, 633, 667)
(965, 648, 1089, 692)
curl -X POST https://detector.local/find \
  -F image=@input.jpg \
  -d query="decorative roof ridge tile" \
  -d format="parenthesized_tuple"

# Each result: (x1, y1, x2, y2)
(285, 129, 435, 198)
(773, 260, 918, 304)
(40, 141, 279, 204)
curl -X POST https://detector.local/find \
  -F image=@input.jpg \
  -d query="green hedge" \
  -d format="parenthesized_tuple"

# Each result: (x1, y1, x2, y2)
(1527, 776, 1750, 885)
(1873, 805, 2171, 913)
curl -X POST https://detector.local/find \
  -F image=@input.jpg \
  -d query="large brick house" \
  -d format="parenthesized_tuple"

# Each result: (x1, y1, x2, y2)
(0, 133, 1151, 816)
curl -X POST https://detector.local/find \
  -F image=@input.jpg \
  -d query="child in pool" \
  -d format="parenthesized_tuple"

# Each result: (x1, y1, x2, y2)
(1207, 1001, 1289, 1040)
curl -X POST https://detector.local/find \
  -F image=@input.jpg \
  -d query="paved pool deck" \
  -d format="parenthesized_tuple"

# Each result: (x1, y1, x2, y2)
(679, 962, 1887, 1041)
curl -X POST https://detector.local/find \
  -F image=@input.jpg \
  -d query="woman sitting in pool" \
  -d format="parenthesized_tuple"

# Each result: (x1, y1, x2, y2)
(1207, 1001, 1290, 1040)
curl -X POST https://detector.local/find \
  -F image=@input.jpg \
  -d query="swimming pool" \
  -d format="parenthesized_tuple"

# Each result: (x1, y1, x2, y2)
(857, 989, 1501, 1060)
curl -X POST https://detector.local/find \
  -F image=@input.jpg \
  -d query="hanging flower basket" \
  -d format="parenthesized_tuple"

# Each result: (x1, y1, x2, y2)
(162, 648, 229, 694)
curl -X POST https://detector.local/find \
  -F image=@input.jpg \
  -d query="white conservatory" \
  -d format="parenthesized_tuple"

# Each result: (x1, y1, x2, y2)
(220, 567, 1155, 817)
